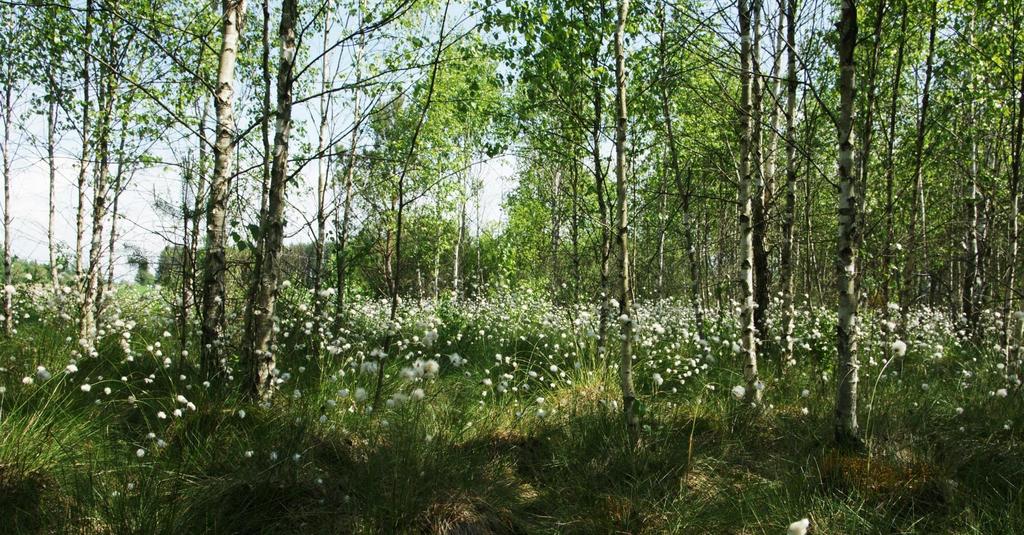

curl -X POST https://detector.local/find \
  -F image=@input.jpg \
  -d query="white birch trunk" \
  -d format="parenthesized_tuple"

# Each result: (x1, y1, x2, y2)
(738, 0, 760, 402)
(2, 84, 12, 336)
(244, 0, 298, 399)
(613, 0, 638, 430)
(199, 0, 245, 378)
(835, 0, 860, 446)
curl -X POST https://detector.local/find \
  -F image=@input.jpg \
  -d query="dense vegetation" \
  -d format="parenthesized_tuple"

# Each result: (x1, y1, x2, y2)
(2, 287, 1022, 532)
(0, 0, 1022, 532)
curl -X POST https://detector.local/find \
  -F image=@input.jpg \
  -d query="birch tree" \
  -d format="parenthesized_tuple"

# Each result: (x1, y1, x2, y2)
(779, 0, 798, 367)
(312, 4, 334, 324)
(75, 0, 94, 283)
(1006, 51, 1024, 366)
(835, 0, 860, 447)
(737, 0, 760, 402)
(243, 0, 299, 398)
(335, 38, 362, 317)
(200, 0, 245, 379)
(1, 48, 14, 337)
(613, 0, 638, 429)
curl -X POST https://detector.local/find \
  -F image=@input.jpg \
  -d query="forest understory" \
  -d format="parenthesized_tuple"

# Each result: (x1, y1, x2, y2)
(1, 287, 1022, 533)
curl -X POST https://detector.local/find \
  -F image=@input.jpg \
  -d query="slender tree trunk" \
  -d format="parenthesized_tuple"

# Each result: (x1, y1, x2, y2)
(76, 0, 93, 284)
(2, 84, 11, 336)
(47, 91, 59, 293)
(181, 165, 193, 358)
(682, 194, 703, 335)
(857, 0, 885, 302)
(720, 199, 731, 309)
(383, 196, 395, 298)
(762, 3, 785, 191)
(750, 0, 770, 350)
(455, 183, 466, 298)
(549, 170, 561, 301)
(570, 162, 581, 300)
(656, 176, 666, 299)
(903, 0, 937, 310)
(244, 0, 298, 399)
(738, 0, 761, 402)
(583, 3, 611, 358)
(335, 12, 363, 318)
(475, 191, 483, 294)
(104, 113, 128, 298)
(755, 2, 786, 358)
(613, 0, 637, 430)
(882, 1, 907, 312)
(260, 0, 272, 221)
(802, 106, 821, 303)
(80, 173, 107, 347)
(181, 101, 209, 355)
(779, 0, 798, 367)
(432, 201, 441, 300)
(313, 5, 333, 325)
(1006, 53, 1024, 366)
(80, 45, 116, 348)
(835, 0, 860, 447)
(191, 102, 209, 322)
(200, 0, 245, 379)
(963, 70, 981, 336)
(593, 56, 611, 359)
(103, 147, 124, 300)
(762, 5, 785, 209)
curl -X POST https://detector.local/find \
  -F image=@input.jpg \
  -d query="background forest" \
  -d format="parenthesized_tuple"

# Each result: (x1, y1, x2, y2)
(0, 0, 1023, 532)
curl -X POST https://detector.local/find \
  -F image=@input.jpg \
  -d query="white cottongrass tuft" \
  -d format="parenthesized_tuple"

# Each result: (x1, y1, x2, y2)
(419, 358, 440, 378)
(891, 340, 907, 357)
(731, 385, 746, 400)
(787, 518, 810, 535)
